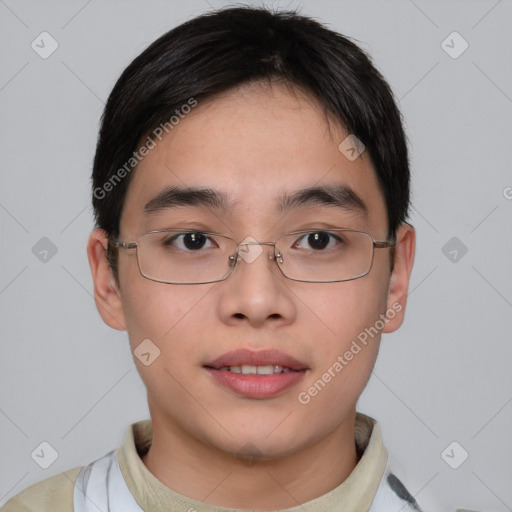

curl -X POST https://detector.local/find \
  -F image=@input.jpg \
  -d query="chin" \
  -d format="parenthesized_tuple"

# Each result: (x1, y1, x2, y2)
(197, 415, 319, 462)
(215, 434, 305, 464)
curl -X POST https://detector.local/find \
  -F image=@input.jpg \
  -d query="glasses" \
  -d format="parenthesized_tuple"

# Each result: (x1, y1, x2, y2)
(109, 228, 395, 285)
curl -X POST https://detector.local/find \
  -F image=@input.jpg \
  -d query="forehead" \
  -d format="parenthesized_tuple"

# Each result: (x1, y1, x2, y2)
(120, 82, 388, 235)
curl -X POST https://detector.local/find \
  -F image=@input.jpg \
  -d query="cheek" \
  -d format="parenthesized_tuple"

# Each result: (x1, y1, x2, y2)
(295, 277, 389, 350)
(119, 282, 211, 406)
(119, 272, 213, 353)
(293, 283, 387, 429)
(293, 277, 389, 403)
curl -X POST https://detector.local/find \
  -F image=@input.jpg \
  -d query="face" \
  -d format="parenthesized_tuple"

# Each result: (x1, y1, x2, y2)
(89, 82, 415, 461)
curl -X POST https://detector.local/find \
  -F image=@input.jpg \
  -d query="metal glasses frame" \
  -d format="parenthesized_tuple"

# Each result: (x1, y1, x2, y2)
(109, 228, 395, 284)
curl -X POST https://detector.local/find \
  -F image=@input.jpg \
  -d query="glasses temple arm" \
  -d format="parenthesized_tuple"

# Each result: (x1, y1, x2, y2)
(109, 241, 137, 250)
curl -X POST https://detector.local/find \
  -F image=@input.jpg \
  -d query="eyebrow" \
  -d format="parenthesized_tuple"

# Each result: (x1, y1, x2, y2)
(277, 185, 368, 216)
(143, 186, 231, 215)
(143, 184, 367, 217)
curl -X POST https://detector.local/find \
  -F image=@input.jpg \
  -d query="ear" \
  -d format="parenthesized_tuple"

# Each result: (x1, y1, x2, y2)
(87, 228, 127, 331)
(383, 222, 416, 333)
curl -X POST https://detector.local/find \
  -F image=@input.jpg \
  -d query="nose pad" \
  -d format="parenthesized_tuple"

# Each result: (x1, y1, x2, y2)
(266, 248, 283, 265)
(232, 242, 283, 267)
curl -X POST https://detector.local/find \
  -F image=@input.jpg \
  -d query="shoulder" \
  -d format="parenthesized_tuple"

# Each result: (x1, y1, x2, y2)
(1, 466, 82, 512)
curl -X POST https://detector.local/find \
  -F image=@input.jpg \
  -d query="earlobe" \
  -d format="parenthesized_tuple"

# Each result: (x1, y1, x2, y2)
(383, 222, 416, 333)
(87, 228, 127, 331)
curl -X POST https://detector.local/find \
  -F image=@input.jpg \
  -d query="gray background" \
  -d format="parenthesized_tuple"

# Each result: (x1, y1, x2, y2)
(1, 0, 511, 510)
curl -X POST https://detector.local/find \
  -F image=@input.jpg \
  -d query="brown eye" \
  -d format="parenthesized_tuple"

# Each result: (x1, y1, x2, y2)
(294, 231, 340, 251)
(163, 232, 213, 251)
(182, 232, 207, 250)
(307, 232, 330, 250)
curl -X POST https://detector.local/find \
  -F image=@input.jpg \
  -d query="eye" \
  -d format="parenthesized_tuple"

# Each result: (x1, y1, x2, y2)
(293, 231, 342, 251)
(163, 232, 217, 251)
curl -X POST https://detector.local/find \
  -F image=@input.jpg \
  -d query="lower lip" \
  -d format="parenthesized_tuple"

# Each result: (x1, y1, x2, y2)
(206, 368, 306, 399)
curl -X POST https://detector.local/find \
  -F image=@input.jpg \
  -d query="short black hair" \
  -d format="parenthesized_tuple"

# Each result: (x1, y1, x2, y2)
(91, 5, 410, 280)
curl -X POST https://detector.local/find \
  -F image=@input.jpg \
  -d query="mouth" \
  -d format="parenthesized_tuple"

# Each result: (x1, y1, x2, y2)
(204, 349, 308, 399)
(213, 365, 298, 375)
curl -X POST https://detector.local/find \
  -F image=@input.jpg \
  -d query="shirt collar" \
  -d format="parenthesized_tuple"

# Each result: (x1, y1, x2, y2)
(116, 412, 387, 512)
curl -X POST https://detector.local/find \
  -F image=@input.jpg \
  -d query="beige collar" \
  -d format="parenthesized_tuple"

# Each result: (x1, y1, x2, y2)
(116, 412, 387, 512)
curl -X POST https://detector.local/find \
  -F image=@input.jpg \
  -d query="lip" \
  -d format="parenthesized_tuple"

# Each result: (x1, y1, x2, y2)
(204, 349, 308, 399)
(205, 349, 307, 370)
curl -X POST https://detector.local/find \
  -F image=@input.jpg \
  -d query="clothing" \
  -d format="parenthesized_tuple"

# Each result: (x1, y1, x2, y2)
(1, 413, 423, 512)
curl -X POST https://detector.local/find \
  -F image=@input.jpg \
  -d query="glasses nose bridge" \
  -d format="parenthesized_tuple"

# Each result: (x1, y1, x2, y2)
(238, 240, 275, 247)
(234, 240, 279, 263)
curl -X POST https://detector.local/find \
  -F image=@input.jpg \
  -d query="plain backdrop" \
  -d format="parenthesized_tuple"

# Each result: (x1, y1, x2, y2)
(1, 1, 511, 510)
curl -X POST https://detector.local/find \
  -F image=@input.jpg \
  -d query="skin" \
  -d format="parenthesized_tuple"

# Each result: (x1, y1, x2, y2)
(87, 81, 415, 509)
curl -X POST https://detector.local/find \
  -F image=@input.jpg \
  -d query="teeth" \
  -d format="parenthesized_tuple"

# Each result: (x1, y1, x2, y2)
(219, 365, 293, 374)
(256, 365, 274, 375)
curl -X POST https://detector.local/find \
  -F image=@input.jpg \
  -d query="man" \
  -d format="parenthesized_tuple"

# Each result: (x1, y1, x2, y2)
(3, 6, 420, 511)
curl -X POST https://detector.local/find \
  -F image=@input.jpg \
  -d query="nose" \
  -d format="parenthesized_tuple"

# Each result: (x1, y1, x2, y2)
(216, 242, 296, 328)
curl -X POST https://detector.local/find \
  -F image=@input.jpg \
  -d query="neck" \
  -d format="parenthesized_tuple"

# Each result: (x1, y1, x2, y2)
(141, 411, 358, 510)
